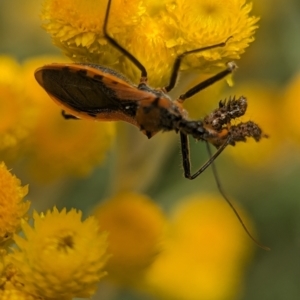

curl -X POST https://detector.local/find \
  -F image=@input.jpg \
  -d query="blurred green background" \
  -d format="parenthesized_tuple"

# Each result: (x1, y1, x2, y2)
(1, 0, 300, 299)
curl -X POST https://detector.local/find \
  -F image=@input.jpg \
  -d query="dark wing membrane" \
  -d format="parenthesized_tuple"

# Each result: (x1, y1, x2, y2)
(35, 63, 156, 125)
(35, 65, 124, 112)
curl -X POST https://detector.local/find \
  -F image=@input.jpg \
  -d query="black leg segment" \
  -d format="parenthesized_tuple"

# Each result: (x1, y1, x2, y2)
(179, 61, 237, 102)
(164, 36, 232, 93)
(104, 0, 148, 80)
(180, 132, 230, 180)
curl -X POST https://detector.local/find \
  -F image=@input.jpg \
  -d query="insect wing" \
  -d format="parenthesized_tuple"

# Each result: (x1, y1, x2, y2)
(34, 63, 151, 125)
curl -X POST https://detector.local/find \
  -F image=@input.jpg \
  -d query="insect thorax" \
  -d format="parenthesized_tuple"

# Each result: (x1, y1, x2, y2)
(135, 84, 185, 138)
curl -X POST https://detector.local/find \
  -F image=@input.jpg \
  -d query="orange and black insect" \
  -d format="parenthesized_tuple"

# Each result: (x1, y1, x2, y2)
(35, 0, 268, 249)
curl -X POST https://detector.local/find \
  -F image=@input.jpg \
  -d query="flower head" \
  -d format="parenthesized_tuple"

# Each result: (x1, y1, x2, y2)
(0, 162, 30, 246)
(156, 0, 259, 78)
(145, 195, 254, 300)
(93, 192, 166, 285)
(40, 0, 258, 86)
(11, 207, 109, 299)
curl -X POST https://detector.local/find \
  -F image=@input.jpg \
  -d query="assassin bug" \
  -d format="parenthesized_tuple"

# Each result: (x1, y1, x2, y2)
(35, 0, 268, 249)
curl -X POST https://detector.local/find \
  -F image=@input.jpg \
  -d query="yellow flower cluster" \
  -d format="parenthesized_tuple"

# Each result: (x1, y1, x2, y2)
(41, 0, 259, 86)
(0, 164, 109, 299)
(0, 162, 255, 300)
(92, 192, 254, 299)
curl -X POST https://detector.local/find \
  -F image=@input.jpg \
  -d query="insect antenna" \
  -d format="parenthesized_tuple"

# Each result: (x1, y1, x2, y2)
(205, 141, 270, 251)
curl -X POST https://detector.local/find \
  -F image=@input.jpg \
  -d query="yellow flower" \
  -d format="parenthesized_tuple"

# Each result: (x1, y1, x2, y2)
(93, 192, 166, 285)
(0, 56, 35, 158)
(22, 57, 115, 181)
(145, 194, 254, 300)
(158, 0, 258, 69)
(0, 162, 30, 246)
(11, 207, 109, 299)
(40, 0, 258, 86)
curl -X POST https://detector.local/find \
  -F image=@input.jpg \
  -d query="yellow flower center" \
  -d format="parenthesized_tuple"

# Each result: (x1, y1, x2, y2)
(58, 234, 74, 252)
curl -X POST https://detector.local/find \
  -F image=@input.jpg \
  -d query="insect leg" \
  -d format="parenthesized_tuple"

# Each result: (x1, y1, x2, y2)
(103, 0, 148, 81)
(164, 36, 232, 93)
(180, 131, 229, 180)
(61, 110, 79, 120)
(178, 61, 237, 102)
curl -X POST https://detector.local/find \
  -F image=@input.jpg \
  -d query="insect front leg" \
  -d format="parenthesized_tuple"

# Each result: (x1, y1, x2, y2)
(180, 132, 229, 180)
(61, 110, 79, 120)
